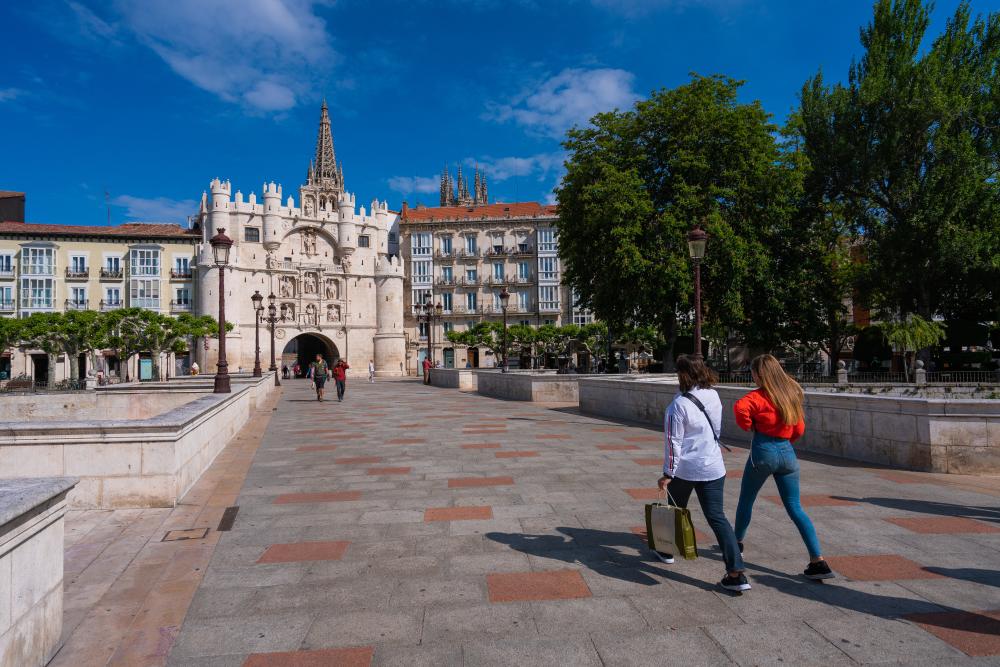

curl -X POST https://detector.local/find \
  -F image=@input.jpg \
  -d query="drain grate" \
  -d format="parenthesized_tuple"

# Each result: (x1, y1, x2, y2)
(162, 527, 209, 542)
(217, 505, 240, 532)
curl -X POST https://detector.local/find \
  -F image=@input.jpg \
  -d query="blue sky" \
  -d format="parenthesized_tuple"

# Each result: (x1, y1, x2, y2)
(1, 0, 995, 226)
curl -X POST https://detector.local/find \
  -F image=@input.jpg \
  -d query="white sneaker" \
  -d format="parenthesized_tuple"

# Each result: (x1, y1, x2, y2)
(653, 551, 675, 564)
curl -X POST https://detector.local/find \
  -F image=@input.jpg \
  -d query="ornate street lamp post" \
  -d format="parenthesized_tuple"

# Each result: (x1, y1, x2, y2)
(210, 228, 234, 393)
(499, 287, 511, 372)
(687, 224, 708, 361)
(262, 293, 286, 387)
(251, 290, 263, 377)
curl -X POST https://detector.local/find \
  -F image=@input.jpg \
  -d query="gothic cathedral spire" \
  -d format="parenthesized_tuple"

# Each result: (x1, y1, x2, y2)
(300, 100, 345, 217)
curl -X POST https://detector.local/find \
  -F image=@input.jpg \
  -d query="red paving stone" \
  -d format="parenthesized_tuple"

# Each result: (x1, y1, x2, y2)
(243, 647, 375, 666)
(625, 488, 663, 500)
(464, 429, 509, 434)
(764, 494, 858, 507)
(598, 444, 642, 451)
(424, 506, 494, 522)
(904, 609, 1000, 656)
(487, 569, 592, 603)
(536, 434, 570, 440)
(885, 517, 1000, 534)
(824, 554, 945, 581)
(624, 435, 662, 443)
(592, 427, 627, 433)
(366, 467, 411, 475)
(273, 491, 362, 504)
(633, 458, 663, 466)
(461, 443, 502, 449)
(386, 437, 427, 445)
(257, 541, 350, 564)
(334, 456, 384, 465)
(874, 470, 931, 484)
(296, 445, 339, 452)
(448, 476, 515, 488)
(495, 451, 540, 459)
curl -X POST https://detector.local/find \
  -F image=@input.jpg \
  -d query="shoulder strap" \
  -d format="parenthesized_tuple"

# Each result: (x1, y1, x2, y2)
(682, 392, 732, 452)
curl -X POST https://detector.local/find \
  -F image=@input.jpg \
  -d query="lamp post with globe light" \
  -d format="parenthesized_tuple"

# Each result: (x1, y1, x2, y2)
(209, 228, 234, 393)
(687, 224, 708, 361)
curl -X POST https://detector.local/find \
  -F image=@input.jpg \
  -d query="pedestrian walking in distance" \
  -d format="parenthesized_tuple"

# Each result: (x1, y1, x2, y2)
(309, 354, 329, 402)
(733, 354, 835, 581)
(333, 358, 350, 402)
(422, 356, 432, 384)
(368, 359, 375, 383)
(657, 354, 750, 592)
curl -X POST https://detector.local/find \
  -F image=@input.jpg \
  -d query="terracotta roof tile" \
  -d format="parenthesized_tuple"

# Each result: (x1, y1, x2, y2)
(0, 221, 199, 239)
(400, 201, 557, 223)
(0, 191, 25, 199)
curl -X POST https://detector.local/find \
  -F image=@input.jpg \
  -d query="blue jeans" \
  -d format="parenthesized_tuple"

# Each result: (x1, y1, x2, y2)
(667, 475, 745, 573)
(734, 434, 822, 559)
(335, 380, 346, 400)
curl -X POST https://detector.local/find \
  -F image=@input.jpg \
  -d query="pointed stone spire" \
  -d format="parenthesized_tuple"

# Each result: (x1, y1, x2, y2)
(440, 165, 452, 207)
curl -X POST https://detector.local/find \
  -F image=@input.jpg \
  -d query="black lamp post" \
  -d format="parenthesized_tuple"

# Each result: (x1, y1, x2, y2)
(499, 287, 511, 372)
(251, 290, 263, 377)
(687, 224, 708, 361)
(419, 297, 444, 375)
(210, 228, 234, 393)
(263, 293, 286, 387)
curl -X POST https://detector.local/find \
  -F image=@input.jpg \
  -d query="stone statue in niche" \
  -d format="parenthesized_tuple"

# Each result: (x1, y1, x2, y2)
(303, 272, 318, 294)
(305, 303, 317, 325)
(341, 256, 352, 273)
(302, 229, 318, 256)
(279, 276, 294, 298)
(304, 198, 314, 217)
(325, 279, 339, 299)
(283, 303, 295, 319)
(266, 252, 278, 270)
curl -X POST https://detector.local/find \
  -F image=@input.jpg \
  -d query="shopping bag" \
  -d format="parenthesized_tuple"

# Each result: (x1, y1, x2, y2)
(644, 493, 698, 560)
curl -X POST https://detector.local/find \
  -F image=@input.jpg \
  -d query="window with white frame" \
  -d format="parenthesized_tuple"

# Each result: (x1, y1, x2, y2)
(518, 291, 530, 310)
(539, 285, 560, 310)
(466, 292, 477, 311)
(0, 285, 12, 307)
(69, 255, 87, 274)
(573, 310, 594, 325)
(443, 321, 454, 334)
(20, 277, 53, 309)
(70, 287, 87, 307)
(412, 288, 431, 313)
(0, 254, 12, 274)
(174, 257, 190, 275)
(418, 322, 429, 339)
(492, 262, 504, 280)
(538, 228, 557, 251)
(440, 266, 453, 282)
(105, 287, 121, 305)
(105, 256, 121, 273)
(465, 268, 477, 282)
(464, 235, 477, 254)
(539, 256, 558, 280)
(493, 292, 503, 310)
(175, 287, 191, 305)
(441, 236, 453, 253)
(22, 247, 54, 275)
(441, 292, 453, 312)
(130, 278, 160, 309)
(130, 249, 160, 276)
(411, 260, 431, 285)
(358, 235, 370, 248)
(244, 227, 260, 242)
(518, 261, 530, 280)
(411, 233, 431, 256)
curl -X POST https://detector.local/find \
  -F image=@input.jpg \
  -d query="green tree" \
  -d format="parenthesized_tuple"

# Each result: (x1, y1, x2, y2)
(881, 314, 947, 379)
(135, 311, 222, 380)
(19, 311, 106, 383)
(798, 0, 1000, 328)
(557, 74, 801, 367)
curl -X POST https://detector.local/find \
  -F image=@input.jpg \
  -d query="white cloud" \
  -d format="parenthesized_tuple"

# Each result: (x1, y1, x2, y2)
(66, 1, 118, 41)
(465, 152, 564, 183)
(486, 68, 640, 138)
(387, 176, 440, 195)
(113, 195, 197, 222)
(105, 0, 337, 112)
(0, 88, 26, 103)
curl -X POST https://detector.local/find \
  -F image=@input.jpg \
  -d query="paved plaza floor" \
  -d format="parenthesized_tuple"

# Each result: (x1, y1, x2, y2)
(62, 378, 1000, 665)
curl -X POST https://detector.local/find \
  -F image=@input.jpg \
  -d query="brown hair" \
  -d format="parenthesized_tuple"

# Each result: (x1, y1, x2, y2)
(676, 354, 718, 392)
(751, 354, 804, 425)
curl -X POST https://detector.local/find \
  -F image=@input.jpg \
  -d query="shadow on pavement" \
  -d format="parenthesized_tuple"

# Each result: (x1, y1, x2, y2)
(830, 496, 1000, 524)
(485, 527, 726, 594)
(922, 567, 1000, 587)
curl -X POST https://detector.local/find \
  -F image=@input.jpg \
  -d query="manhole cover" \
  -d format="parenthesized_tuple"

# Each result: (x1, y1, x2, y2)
(162, 528, 209, 542)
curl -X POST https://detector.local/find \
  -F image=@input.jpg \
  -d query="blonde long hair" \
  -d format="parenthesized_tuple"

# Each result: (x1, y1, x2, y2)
(751, 354, 804, 425)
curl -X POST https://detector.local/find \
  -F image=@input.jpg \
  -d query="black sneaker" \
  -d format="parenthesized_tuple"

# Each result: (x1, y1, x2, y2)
(653, 551, 674, 564)
(804, 560, 835, 580)
(720, 573, 751, 591)
(738, 542, 744, 554)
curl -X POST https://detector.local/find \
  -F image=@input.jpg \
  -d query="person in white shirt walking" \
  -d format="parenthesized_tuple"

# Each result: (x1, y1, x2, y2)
(656, 354, 750, 592)
(368, 359, 375, 383)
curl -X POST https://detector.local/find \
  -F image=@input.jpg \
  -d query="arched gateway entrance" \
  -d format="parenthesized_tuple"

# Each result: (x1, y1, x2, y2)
(282, 332, 340, 377)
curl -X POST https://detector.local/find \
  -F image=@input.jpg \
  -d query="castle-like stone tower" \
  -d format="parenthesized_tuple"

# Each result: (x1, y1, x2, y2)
(194, 102, 405, 376)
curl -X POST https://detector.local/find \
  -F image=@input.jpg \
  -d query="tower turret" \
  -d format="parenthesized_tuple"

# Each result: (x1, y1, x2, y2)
(374, 199, 389, 253)
(337, 191, 357, 255)
(262, 181, 282, 250)
(373, 254, 405, 376)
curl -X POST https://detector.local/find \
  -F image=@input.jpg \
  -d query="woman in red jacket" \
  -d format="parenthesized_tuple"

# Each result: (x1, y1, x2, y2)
(733, 354, 834, 580)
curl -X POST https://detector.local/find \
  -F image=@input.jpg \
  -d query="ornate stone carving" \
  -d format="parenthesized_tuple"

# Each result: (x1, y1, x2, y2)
(304, 198, 314, 217)
(265, 252, 278, 270)
(326, 304, 341, 322)
(325, 279, 339, 299)
(275, 327, 286, 339)
(302, 228, 318, 256)
(303, 272, 318, 294)
(279, 276, 295, 298)
(305, 303, 317, 325)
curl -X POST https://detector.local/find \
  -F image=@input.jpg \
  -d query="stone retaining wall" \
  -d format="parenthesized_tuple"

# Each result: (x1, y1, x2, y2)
(578, 376, 1000, 474)
(429, 368, 479, 391)
(0, 477, 77, 666)
(0, 374, 276, 508)
(475, 371, 608, 402)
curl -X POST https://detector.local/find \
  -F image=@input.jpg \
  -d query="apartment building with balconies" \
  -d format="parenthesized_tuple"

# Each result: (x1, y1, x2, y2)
(399, 201, 591, 372)
(0, 220, 199, 381)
